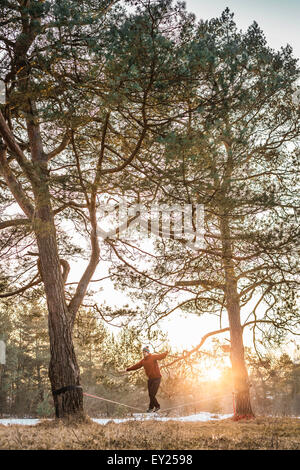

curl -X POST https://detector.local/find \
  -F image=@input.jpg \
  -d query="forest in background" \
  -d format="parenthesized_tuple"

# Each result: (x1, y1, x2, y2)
(1, 299, 299, 419)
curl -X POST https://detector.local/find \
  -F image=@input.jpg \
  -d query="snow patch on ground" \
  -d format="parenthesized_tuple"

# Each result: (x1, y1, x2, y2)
(0, 412, 232, 426)
(93, 412, 232, 424)
(0, 418, 41, 426)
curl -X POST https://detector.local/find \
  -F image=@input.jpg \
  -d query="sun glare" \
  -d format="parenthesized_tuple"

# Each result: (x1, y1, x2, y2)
(205, 367, 222, 381)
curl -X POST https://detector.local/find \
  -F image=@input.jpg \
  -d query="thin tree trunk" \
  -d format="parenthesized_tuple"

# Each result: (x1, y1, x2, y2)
(35, 340, 44, 403)
(0, 364, 6, 415)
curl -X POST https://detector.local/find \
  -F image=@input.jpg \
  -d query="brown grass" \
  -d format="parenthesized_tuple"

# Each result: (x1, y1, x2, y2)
(0, 416, 299, 450)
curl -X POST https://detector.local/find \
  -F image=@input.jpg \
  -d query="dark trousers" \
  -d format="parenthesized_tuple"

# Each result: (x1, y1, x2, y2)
(148, 377, 161, 409)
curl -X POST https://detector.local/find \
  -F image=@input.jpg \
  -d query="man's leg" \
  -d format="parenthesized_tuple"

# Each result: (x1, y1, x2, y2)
(147, 379, 155, 410)
(149, 378, 161, 410)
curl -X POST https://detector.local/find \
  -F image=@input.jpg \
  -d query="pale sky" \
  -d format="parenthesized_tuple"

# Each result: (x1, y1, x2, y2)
(185, 0, 300, 60)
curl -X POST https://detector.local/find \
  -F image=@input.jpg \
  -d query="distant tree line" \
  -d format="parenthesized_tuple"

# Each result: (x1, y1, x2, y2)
(1, 299, 299, 418)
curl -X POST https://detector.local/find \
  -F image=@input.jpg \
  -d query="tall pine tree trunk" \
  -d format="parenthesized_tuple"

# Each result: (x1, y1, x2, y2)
(33, 173, 83, 419)
(219, 215, 254, 419)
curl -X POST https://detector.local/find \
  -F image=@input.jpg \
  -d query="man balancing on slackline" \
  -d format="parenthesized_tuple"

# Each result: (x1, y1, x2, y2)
(121, 346, 168, 413)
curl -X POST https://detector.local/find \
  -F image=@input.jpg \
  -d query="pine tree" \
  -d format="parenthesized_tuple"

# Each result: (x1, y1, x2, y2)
(107, 10, 300, 418)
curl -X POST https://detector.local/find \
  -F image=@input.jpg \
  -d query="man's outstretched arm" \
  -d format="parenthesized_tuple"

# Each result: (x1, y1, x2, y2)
(126, 359, 144, 371)
(152, 351, 168, 361)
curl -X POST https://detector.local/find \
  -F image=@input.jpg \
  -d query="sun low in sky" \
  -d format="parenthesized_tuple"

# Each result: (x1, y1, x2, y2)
(204, 366, 222, 382)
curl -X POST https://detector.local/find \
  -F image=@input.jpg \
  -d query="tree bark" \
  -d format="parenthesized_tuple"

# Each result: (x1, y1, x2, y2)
(219, 215, 254, 419)
(32, 173, 84, 418)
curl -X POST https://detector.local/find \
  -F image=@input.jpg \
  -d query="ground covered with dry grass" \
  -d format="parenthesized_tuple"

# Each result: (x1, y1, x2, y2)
(0, 416, 299, 450)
